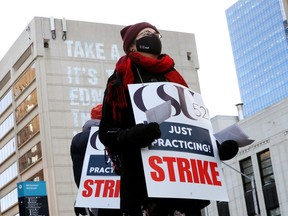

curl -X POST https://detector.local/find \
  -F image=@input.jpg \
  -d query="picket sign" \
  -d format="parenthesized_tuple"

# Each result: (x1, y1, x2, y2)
(75, 126, 120, 209)
(128, 82, 229, 201)
(76, 81, 229, 209)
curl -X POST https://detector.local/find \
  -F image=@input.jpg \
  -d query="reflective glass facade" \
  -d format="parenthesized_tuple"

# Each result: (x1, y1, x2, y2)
(226, 0, 288, 117)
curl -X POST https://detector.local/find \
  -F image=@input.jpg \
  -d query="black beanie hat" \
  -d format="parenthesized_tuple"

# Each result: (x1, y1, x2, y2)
(120, 22, 159, 54)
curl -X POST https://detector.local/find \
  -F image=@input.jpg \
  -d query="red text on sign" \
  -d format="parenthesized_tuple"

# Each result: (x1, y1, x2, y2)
(149, 156, 221, 186)
(82, 179, 120, 198)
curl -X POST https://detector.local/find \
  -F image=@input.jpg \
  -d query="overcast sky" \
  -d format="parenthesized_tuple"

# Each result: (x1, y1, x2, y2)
(0, 0, 239, 118)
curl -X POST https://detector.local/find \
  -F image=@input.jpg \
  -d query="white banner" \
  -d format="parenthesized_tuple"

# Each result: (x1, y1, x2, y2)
(128, 82, 229, 201)
(75, 126, 120, 208)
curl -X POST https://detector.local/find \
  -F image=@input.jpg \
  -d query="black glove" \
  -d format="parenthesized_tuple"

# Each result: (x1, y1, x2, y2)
(217, 140, 239, 161)
(118, 122, 161, 148)
(74, 207, 94, 216)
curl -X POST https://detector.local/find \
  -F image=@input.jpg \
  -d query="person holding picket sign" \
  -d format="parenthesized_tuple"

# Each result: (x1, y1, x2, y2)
(71, 104, 121, 216)
(99, 22, 239, 216)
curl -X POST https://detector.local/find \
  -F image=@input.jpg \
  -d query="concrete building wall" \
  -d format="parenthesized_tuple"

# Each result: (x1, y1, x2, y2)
(0, 16, 201, 215)
(208, 98, 288, 216)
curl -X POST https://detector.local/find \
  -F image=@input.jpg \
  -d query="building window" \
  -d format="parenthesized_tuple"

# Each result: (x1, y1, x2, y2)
(15, 89, 38, 123)
(240, 157, 259, 216)
(13, 62, 36, 98)
(0, 137, 16, 164)
(27, 170, 44, 181)
(0, 188, 18, 213)
(258, 149, 280, 216)
(0, 89, 12, 116)
(0, 71, 11, 91)
(240, 157, 254, 191)
(187, 52, 192, 61)
(19, 143, 42, 172)
(217, 201, 230, 216)
(258, 149, 274, 185)
(0, 162, 17, 189)
(0, 113, 14, 140)
(268, 208, 281, 216)
(17, 115, 40, 147)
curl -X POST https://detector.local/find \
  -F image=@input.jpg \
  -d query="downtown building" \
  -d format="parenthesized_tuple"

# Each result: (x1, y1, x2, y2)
(207, 99, 288, 216)
(225, 0, 288, 118)
(0, 17, 201, 215)
(205, 0, 288, 215)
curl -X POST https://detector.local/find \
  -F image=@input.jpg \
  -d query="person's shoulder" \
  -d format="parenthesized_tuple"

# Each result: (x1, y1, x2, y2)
(71, 129, 91, 147)
(82, 119, 100, 131)
(72, 129, 90, 141)
(107, 70, 118, 82)
(106, 70, 124, 88)
(71, 131, 83, 142)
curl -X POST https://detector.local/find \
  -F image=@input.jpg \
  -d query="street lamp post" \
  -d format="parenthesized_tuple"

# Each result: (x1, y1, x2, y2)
(222, 161, 260, 215)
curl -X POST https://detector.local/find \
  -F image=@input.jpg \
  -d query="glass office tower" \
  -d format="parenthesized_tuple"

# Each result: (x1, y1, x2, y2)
(226, 0, 288, 117)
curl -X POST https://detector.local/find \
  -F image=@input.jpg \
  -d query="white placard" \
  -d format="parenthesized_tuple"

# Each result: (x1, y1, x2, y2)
(145, 100, 171, 124)
(75, 126, 120, 208)
(128, 82, 229, 201)
(214, 124, 254, 147)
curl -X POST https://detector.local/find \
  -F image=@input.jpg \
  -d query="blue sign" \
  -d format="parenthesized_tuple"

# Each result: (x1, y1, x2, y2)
(17, 181, 47, 198)
(17, 181, 49, 216)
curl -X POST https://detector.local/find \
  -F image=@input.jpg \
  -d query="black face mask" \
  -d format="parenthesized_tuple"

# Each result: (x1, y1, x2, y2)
(136, 34, 162, 55)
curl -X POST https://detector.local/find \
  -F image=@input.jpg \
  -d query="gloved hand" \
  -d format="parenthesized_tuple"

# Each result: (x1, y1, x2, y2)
(118, 122, 161, 148)
(74, 207, 94, 216)
(217, 140, 239, 160)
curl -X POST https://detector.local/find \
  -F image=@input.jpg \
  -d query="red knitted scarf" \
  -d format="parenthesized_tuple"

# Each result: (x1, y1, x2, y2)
(106, 52, 188, 120)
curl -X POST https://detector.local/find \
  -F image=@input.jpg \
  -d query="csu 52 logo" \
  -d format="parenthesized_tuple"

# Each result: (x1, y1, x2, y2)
(132, 83, 209, 120)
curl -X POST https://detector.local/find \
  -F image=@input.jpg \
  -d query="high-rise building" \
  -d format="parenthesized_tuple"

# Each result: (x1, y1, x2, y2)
(203, 1, 288, 215)
(0, 17, 201, 215)
(226, 0, 288, 117)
